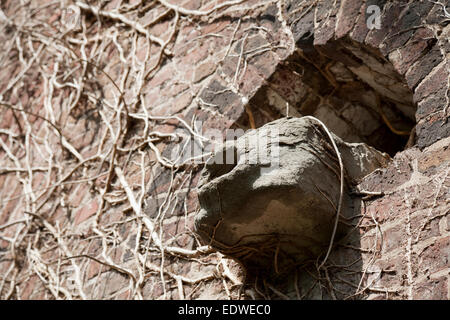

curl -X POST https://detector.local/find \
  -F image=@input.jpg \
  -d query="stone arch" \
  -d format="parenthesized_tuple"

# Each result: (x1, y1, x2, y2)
(235, 0, 449, 155)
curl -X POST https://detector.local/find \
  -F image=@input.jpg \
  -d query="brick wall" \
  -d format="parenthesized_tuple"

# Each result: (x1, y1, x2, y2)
(0, 0, 448, 299)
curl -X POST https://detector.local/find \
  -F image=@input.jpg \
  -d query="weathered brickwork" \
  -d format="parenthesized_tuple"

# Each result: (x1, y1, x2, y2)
(0, 0, 448, 299)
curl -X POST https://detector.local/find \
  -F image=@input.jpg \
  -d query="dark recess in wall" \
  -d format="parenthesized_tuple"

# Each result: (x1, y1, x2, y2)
(237, 37, 417, 157)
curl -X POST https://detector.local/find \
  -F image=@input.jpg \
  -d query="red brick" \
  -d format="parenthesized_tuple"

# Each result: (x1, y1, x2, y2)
(413, 276, 448, 299)
(383, 223, 407, 253)
(20, 275, 38, 299)
(266, 66, 308, 105)
(0, 239, 9, 250)
(68, 185, 87, 208)
(236, 64, 266, 99)
(219, 53, 240, 80)
(419, 236, 450, 273)
(116, 289, 131, 300)
(87, 260, 104, 279)
(172, 27, 199, 56)
(289, 4, 315, 45)
(411, 210, 441, 243)
(369, 257, 406, 291)
(164, 82, 189, 98)
(177, 43, 209, 72)
(172, 91, 193, 114)
(143, 87, 162, 107)
(416, 115, 450, 149)
(201, 19, 230, 35)
(103, 272, 129, 296)
(111, 247, 124, 265)
(49, 206, 66, 225)
(388, 28, 436, 76)
(31, 289, 48, 300)
(257, 3, 281, 32)
(380, 2, 434, 55)
(247, 43, 280, 79)
(406, 44, 444, 90)
(0, 175, 6, 192)
(336, 0, 363, 39)
(417, 87, 448, 123)
(100, 0, 118, 10)
(147, 64, 175, 88)
(403, 183, 444, 213)
(135, 37, 150, 63)
(70, 125, 97, 152)
(31, 172, 48, 191)
(349, 0, 373, 43)
(313, 0, 340, 46)
(0, 109, 14, 129)
(185, 189, 199, 213)
(150, 281, 164, 298)
(1, 0, 449, 302)
(316, 41, 361, 68)
(199, 78, 240, 114)
(47, 11, 61, 25)
(314, 16, 337, 46)
(359, 160, 412, 197)
(201, 115, 235, 134)
(181, 0, 202, 10)
(74, 199, 99, 225)
(365, 1, 404, 49)
(0, 182, 22, 225)
(360, 234, 381, 252)
(418, 142, 450, 173)
(193, 61, 216, 83)
(413, 62, 449, 102)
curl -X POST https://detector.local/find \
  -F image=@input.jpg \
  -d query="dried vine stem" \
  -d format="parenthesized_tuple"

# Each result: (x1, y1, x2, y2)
(158, 0, 245, 16)
(75, 1, 171, 55)
(302, 116, 344, 270)
(0, 0, 259, 300)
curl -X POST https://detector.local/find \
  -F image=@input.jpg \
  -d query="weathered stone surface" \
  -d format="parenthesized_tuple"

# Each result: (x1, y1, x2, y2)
(195, 117, 389, 271)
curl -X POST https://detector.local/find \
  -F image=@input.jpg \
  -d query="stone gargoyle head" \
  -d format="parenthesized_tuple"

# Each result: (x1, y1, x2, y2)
(194, 117, 389, 273)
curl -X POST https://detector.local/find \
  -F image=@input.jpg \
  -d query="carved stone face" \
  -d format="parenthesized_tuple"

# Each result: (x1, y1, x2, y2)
(195, 117, 389, 272)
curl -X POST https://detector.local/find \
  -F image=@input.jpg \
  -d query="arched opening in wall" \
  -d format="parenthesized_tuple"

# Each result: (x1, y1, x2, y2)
(235, 37, 418, 157)
(211, 37, 419, 296)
